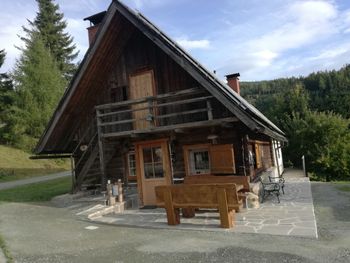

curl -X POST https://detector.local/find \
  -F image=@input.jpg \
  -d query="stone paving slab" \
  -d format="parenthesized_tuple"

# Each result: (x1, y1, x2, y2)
(91, 169, 318, 238)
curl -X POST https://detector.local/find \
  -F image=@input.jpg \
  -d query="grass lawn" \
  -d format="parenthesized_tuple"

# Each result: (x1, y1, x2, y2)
(336, 185, 350, 192)
(0, 177, 72, 202)
(0, 145, 70, 183)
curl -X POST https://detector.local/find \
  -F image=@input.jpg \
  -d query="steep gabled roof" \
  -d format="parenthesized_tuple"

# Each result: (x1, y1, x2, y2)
(35, 0, 286, 154)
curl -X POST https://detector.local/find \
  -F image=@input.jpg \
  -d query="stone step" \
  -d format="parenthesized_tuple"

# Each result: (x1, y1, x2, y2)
(76, 202, 126, 220)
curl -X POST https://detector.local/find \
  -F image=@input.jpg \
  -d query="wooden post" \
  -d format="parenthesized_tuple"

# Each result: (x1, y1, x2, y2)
(107, 180, 115, 206)
(206, 99, 213, 120)
(217, 188, 233, 228)
(96, 109, 107, 189)
(163, 188, 180, 225)
(302, 155, 307, 177)
(70, 155, 76, 193)
(147, 97, 154, 127)
(117, 179, 123, 202)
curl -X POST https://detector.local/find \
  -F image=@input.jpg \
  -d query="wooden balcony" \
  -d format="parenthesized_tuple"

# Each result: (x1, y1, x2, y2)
(95, 88, 238, 139)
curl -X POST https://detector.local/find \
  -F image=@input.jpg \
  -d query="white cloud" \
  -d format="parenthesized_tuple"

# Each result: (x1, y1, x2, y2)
(175, 37, 210, 50)
(250, 1, 337, 59)
(0, 2, 36, 72)
(214, 0, 349, 80)
(309, 46, 349, 61)
(65, 18, 89, 57)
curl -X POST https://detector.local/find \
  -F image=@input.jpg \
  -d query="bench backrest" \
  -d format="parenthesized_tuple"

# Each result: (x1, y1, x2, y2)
(155, 183, 241, 209)
(184, 175, 250, 192)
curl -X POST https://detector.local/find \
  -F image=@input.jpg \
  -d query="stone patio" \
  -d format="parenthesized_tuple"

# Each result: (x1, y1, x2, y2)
(88, 169, 318, 238)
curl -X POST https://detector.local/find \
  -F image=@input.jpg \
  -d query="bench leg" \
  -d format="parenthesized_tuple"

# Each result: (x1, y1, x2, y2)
(182, 208, 195, 218)
(217, 188, 233, 228)
(276, 191, 280, 203)
(164, 189, 180, 225)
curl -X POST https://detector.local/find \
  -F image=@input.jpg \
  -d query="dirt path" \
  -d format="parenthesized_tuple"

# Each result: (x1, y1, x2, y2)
(0, 171, 70, 190)
(0, 182, 349, 262)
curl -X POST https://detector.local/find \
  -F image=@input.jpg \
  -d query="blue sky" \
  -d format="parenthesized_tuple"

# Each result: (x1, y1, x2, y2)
(1, 0, 350, 81)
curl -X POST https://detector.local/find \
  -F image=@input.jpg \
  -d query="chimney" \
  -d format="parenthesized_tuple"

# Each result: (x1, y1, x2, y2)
(225, 73, 240, 95)
(83, 11, 107, 45)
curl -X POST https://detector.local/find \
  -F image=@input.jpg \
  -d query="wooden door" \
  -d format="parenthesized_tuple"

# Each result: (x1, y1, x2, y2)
(135, 140, 171, 206)
(129, 70, 156, 130)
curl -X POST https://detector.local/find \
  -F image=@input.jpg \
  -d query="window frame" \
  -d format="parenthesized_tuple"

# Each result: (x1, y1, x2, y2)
(183, 144, 211, 176)
(126, 151, 137, 180)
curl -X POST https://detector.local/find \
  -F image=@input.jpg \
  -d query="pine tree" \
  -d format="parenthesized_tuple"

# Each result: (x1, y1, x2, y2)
(8, 33, 66, 150)
(0, 50, 14, 128)
(23, 0, 78, 80)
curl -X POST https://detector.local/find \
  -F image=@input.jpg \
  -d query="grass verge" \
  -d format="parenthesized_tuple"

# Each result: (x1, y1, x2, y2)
(0, 144, 70, 183)
(0, 233, 13, 263)
(0, 168, 68, 183)
(336, 185, 350, 192)
(0, 177, 72, 202)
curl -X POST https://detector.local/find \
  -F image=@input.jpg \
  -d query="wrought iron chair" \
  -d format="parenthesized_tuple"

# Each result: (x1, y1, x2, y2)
(258, 176, 280, 203)
(268, 176, 285, 195)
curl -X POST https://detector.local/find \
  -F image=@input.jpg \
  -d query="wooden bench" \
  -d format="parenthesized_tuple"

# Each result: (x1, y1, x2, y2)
(184, 175, 250, 203)
(155, 183, 243, 228)
(183, 175, 250, 192)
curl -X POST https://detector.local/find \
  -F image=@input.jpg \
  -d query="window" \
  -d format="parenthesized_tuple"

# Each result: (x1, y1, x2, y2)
(184, 144, 235, 176)
(189, 149, 210, 175)
(142, 146, 164, 179)
(127, 152, 136, 178)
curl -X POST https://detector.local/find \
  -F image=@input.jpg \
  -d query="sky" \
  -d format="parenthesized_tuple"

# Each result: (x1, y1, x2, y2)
(0, 0, 350, 81)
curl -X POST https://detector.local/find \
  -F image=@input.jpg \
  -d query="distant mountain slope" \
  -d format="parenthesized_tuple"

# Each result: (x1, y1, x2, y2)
(241, 65, 350, 118)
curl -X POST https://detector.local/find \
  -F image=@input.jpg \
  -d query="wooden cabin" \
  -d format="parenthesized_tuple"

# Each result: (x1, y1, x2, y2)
(35, 0, 287, 207)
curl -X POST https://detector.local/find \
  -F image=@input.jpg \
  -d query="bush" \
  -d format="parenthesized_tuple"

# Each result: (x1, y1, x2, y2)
(283, 111, 350, 181)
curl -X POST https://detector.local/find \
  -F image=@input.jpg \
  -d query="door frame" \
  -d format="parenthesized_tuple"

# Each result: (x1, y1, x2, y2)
(134, 138, 172, 206)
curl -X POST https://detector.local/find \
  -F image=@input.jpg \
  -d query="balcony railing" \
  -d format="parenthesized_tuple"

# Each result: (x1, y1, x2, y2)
(95, 88, 236, 138)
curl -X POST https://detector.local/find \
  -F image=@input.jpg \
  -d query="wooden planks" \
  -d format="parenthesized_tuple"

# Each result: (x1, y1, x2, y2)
(210, 144, 236, 174)
(129, 70, 156, 130)
(155, 183, 242, 228)
(183, 175, 250, 193)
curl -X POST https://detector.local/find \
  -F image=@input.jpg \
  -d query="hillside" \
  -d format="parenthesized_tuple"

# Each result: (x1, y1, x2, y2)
(0, 145, 69, 182)
(240, 65, 350, 118)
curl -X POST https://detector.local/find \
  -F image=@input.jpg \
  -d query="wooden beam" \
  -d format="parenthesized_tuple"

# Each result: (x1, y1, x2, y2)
(102, 117, 238, 139)
(96, 113, 106, 189)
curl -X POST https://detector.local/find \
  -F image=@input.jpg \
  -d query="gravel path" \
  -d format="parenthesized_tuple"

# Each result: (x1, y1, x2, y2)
(0, 171, 71, 190)
(0, 181, 349, 262)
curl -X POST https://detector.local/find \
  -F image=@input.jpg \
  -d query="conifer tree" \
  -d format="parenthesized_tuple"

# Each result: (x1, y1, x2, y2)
(23, 0, 78, 80)
(0, 50, 14, 129)
(8, 33, 66, 150)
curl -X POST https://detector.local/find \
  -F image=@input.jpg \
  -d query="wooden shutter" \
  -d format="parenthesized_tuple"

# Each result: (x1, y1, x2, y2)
(209, 144, 235, 174)
(129, 70, 155, 130)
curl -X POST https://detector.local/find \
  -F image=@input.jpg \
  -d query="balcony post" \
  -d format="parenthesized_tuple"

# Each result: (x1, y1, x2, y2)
(147, 97, 155, 127)
(96, 109, 107, 189)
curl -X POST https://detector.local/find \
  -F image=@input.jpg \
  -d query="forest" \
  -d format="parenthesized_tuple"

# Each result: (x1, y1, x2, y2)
(241, 66, 350, 181)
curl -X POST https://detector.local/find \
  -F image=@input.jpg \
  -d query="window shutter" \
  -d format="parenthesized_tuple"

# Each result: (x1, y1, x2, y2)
(209, 144, 235, 174)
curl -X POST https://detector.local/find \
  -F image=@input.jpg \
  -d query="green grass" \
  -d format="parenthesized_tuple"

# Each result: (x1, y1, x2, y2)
(0, 234, 13, 263)
(0, 177, 72, 202)
(0, 145, 69, 183)
(336, 185, 350, 192)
